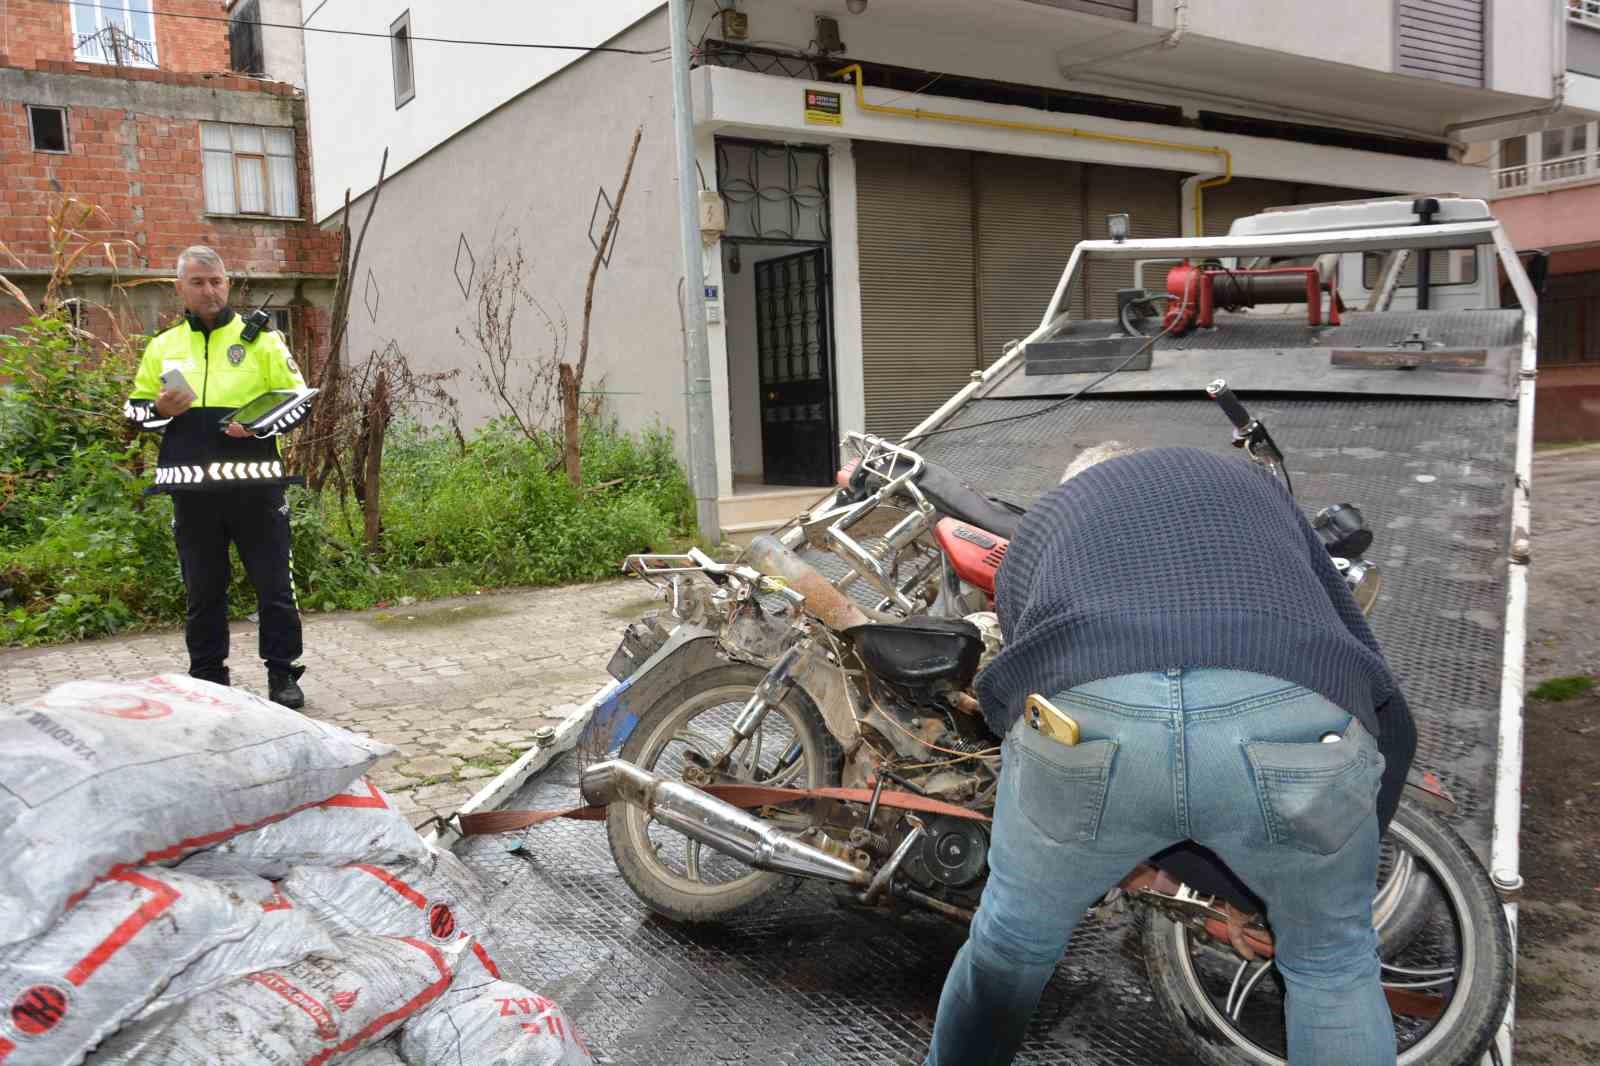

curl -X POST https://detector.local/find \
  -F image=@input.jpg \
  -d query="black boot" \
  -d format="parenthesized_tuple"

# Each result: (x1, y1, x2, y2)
(190, 666, 230, 687)
(268, 663, 307, 710)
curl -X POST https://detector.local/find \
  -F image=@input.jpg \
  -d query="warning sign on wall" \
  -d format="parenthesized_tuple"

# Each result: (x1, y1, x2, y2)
(804, 89, 842, 126)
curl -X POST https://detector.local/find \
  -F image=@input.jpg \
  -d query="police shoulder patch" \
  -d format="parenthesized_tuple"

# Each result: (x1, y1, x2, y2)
(227, 343, 247, 366)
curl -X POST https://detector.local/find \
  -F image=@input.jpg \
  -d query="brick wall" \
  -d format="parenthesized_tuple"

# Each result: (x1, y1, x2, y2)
(1, 96, 341, 278)
(1, 0, 232, 74)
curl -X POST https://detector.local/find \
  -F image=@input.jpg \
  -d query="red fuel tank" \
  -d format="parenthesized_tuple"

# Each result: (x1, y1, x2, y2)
(933, 517, 1008, 597)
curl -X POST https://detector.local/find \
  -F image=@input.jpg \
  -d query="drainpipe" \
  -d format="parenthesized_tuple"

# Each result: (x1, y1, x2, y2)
(1058, 0, 1190, 80)
(1442, 0, 1568, 141)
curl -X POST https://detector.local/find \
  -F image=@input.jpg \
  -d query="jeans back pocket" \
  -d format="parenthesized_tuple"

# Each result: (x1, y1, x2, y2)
(1245, 723, 1385, 856)
(1009, 724, 1119, 845)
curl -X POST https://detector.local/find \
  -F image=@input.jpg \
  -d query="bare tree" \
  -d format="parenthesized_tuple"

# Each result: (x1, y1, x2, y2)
(459, 236, 569, 442)
(300, 150, 389, 493)
(562, 125, 644, 486)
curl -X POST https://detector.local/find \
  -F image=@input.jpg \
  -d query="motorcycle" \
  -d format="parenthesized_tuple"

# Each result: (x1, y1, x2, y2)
(584, 384, 1513, 1066)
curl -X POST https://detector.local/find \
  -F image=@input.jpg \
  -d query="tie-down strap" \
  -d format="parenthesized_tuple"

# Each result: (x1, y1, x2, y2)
(456, 783, 990, 837)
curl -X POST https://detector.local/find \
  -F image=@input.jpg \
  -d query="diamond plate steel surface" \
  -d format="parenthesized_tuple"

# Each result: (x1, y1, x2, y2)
(454, 392, 1514, 1065)
(915, 393, 1515, 837)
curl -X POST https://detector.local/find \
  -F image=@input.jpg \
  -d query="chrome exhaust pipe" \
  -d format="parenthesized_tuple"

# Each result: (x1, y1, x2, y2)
(581, 759, 872, 888)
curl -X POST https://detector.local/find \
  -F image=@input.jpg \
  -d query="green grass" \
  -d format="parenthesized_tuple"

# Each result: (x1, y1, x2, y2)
(1, 419, 696, 646)
(1529, 675, 1596, 702)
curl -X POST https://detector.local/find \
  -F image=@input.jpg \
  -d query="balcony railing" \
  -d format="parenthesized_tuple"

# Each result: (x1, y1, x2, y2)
(1494, 155, 1600, 193)
(1492, 121, 1600, 198)
(1541, 151, 1593, 183)
(1494, 164, 1530, 192)
(74, 24, 157, 68)
(1571, 0, 1600, 27)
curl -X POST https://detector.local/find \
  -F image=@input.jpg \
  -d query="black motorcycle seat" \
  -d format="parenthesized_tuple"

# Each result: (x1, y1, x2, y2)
(914, 459, 1024, 540)
(843, 617, 983, 689)
(862, 454, 1024, 540)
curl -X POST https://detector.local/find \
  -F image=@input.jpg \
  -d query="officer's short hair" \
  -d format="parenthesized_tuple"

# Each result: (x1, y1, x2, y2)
(1061, 441, 1140, 483)
(176, 246, 226, 278)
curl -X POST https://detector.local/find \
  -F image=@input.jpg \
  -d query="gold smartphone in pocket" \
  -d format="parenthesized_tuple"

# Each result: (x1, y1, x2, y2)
(1025, 693, 1080, 747)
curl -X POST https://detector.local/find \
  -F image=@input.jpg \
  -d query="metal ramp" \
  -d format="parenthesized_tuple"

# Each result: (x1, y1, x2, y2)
(453, 369, 1516, 1064)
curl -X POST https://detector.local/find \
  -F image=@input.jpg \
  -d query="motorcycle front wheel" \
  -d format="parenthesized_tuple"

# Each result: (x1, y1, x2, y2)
(1142, 795, 1512, 1066)
(604, 663, 843, 923)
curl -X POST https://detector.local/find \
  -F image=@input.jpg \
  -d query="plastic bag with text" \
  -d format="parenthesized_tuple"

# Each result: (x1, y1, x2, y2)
(200, 777, 430, 879)
(0, 676, 392, 945)
(282, 849, 506, 982)
(398, 976, 593, 1066)
(85, 935, 469, 1066)
(133, 873, 340, 1021)
(0, 869, 263, 1066)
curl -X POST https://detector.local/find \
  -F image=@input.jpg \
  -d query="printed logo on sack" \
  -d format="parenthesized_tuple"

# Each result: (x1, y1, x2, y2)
(10, 984, 69, 1037)
(427, 902, 456, 941)
(228, 343, 247, 366)
(244, 973, 339, 1040)
(84, 694, 173, 720)
(332, 989, 360, 1011)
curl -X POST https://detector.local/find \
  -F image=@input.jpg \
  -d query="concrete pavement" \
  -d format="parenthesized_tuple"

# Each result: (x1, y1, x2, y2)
(0, 579, 661, 828)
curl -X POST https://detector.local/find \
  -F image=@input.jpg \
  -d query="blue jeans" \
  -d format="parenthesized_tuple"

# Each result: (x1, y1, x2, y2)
(925, 669, 1392, 1066)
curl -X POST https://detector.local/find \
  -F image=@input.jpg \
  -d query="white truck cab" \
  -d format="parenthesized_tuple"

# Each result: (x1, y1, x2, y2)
(1133, 195, 1505, 314)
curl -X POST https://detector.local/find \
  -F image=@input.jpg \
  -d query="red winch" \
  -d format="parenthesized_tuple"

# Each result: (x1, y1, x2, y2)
(1162, 260, 1343, 336)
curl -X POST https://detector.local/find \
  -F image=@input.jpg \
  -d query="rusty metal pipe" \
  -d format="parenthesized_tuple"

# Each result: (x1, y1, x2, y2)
(745, 534, 872, 631)
(581, 759, 873, 887)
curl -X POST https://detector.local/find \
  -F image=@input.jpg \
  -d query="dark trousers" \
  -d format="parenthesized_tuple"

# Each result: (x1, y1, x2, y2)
(173, 486, 302, 681)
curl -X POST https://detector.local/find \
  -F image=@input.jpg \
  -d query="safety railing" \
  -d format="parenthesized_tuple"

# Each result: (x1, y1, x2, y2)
(1571, 0, 1600, 27)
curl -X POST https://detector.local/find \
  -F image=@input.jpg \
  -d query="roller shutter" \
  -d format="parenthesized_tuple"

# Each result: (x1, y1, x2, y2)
(1084, 164, 1183, 318)
(974, 154, 1086, 368)
(1396, 0, 1485, 88)
(855, 141, 977, 440)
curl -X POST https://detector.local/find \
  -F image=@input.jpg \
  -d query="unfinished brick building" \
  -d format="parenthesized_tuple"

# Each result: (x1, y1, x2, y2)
(0, 0, 338, 358)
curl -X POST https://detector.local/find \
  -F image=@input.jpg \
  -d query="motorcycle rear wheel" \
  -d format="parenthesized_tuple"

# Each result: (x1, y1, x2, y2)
(605, 663, 843, 923)
(1142, 795, 1511, 1066)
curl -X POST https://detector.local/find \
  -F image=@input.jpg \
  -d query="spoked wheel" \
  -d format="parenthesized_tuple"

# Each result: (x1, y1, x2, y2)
(1142, 795, 1512, 1066)
(604, 664, 842, 923)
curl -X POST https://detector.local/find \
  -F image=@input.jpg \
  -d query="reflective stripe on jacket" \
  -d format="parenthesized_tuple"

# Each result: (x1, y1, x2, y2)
(126, 309, 313, 493)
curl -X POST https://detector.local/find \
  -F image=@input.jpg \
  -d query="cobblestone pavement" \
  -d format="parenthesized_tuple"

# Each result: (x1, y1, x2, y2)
(0, 579, 660, 828)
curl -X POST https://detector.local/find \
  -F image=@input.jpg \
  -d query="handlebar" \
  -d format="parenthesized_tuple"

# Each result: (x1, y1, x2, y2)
(1205, 379, 1253, 432)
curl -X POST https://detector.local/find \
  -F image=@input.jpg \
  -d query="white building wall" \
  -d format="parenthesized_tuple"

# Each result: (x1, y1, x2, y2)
(299, 0, 657, 222)
(258, 0, 307, 89)
(329, 13, 687, 452)
(1490, 0, 1561, 100)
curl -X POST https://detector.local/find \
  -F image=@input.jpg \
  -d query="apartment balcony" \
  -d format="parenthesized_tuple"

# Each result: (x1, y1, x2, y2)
(1492, 120, 1600, 197)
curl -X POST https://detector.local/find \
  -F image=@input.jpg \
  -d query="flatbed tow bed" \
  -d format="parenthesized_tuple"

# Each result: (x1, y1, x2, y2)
(440, 197, 1534, 1066)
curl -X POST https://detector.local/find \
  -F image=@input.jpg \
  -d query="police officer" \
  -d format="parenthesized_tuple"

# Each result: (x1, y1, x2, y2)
(125, 246, 315, 708)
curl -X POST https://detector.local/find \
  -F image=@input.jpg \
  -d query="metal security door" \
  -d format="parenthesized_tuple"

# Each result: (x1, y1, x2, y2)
(755, 249, 834, 486)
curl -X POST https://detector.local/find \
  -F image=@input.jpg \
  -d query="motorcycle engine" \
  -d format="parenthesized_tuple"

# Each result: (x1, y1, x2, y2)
(905, 815, 990, 892)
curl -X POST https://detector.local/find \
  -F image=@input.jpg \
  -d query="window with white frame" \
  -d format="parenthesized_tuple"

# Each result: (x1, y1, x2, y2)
(70, 0, 158, 67)
(391, 11, 415, 109)
(1492, 122, 1600, 194)
(202, 123, 299, 218)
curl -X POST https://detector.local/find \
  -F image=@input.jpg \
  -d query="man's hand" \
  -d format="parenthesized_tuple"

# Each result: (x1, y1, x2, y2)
(154, 387, 194, 418)
(224, 422, 250, 439)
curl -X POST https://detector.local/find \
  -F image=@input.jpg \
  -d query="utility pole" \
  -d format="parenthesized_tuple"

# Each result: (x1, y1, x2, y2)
(668, 0, 722, 543)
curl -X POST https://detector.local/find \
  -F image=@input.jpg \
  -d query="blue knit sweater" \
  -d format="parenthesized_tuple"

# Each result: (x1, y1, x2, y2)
(977, 447, 1409, 741)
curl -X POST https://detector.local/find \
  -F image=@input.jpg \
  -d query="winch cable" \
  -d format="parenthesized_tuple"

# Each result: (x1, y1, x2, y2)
(900, 272, 1195, 446)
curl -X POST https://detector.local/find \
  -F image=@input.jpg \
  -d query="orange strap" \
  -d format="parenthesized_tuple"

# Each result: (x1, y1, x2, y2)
(457, 783, 989, 836)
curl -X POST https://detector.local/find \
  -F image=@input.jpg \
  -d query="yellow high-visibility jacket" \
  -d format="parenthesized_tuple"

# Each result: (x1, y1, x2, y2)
(125, 309, 313, 493)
